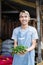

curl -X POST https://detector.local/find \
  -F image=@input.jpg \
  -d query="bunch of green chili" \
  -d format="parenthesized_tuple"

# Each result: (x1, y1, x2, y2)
(11, 45, 28, 56)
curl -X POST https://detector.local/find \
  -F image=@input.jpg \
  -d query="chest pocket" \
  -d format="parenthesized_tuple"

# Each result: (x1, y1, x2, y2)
(17, 31, 25, 46)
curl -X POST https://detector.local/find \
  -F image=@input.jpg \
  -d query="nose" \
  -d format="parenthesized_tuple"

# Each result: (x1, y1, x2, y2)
(23, 17, 25, 20)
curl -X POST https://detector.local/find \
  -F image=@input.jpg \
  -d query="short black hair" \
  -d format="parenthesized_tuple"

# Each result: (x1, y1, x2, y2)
(19, 10, 30, 17)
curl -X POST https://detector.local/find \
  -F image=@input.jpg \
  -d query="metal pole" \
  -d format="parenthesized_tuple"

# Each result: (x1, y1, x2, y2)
(36, 0, 42, 63)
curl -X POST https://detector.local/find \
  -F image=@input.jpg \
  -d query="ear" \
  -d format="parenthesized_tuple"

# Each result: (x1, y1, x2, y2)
(28, 16, 30, 21)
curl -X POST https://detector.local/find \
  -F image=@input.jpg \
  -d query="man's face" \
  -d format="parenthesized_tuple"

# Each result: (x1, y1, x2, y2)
(19, 12, 30, 25)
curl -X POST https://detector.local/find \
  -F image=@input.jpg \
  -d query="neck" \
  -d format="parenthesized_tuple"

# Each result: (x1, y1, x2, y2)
(21, 24, 29, 29)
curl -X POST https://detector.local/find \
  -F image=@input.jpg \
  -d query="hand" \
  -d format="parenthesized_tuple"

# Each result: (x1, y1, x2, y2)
(17, 52, 24, 55)
(17, 50, 27, 55)
(26, 48, 29, 52)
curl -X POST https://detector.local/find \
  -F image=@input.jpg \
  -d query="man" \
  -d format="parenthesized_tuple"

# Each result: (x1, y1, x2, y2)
(12, 10, 38, 65)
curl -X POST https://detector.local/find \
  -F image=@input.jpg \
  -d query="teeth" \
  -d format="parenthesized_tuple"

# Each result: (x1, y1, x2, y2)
(23, 21, 26, 22)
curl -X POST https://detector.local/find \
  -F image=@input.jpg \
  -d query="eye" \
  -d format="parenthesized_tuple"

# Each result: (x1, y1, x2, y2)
(25, 16, 27, 18)
(20, 16, 23, 18)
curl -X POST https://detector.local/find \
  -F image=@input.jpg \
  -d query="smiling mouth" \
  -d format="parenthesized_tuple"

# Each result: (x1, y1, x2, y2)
(22, 20, 27, 22)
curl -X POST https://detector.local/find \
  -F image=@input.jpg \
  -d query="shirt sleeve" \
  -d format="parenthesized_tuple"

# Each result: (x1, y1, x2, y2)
(11, 28, 18, 41)
(32, 28, 38, 40)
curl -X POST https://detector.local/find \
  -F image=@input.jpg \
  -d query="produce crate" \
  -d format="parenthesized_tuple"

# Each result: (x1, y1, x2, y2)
(0, 55, 13, 65)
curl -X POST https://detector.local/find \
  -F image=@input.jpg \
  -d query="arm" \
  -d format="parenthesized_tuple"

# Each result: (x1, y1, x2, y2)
(14, 40, 18, 48)
(26, 39, 37, 52)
